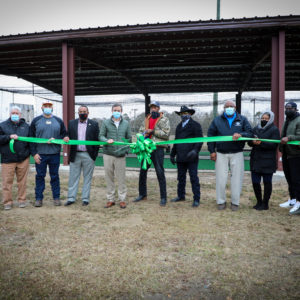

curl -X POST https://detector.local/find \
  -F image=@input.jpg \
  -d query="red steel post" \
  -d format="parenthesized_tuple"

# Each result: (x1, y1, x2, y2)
(62, 43, 75, 165)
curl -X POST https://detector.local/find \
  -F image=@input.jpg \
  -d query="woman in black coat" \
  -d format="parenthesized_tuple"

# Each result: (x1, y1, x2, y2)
(248, 110, 280, 210)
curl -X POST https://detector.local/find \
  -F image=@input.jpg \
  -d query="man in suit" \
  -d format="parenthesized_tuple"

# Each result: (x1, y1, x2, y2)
(170, 106, 203, 207)
(64, 105, 99, 206)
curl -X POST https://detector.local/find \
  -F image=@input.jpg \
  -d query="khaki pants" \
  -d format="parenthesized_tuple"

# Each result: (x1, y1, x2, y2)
(103, 154, 127, 203)
(215, 152, 244, 206)
(1, 157, 30, 205)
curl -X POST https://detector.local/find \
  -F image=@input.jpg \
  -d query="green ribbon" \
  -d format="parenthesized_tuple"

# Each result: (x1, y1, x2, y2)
(9, 135, 300, 170)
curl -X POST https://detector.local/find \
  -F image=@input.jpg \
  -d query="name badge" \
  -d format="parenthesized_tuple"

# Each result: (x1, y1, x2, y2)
(46, 121, 52, 125)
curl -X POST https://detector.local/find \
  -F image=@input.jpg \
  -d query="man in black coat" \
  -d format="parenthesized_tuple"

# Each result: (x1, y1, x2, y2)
(64, 105, 99, 206)
(0, 106, 30, 210)
(170, 106, 203, 207)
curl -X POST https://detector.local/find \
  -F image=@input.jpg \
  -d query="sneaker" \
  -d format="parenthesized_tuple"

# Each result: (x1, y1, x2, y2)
(35, 200, 43, 207)
(82, 201, 89, 206)
(279, 198, 296, 208)
(289, 201, 300, 215)
(53, 199, 61, 206)
(64, 201, 75, 206)
(4, 204, 12, 210)
(19, 202, 26, 208)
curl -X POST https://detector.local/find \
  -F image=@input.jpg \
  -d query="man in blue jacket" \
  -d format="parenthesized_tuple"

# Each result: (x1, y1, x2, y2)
(30, 100, 67, 207)
(207, 100, 253, 210)
(170, 106, 203, 207)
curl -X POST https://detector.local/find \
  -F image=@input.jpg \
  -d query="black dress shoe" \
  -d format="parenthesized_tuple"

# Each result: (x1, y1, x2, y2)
(192, 200, 200, 207)
(82, 201, 89, 206)
(133, 195, 147, 202)
(171, 196, 185, 202)
(160, 198, 167, 206)
(64, 201, 75, 206)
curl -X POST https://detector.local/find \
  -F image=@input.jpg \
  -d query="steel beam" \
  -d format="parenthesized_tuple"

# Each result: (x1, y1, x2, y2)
(145, 94, 151, 115)
(271, 31, 285, 171)
(236, 92, 242, 114)
(62, 43, 75, 165)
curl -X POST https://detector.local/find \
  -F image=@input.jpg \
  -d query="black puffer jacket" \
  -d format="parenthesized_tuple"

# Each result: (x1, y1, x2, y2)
(0, 118, 30, 163)
(248, 123, 280, 174)
(171, 118, 203, 162)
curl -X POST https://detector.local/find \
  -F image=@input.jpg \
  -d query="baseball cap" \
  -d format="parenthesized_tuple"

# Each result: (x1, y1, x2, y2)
(149, 100, 160, 107)
(42, 100, 53, 106)
(285, 101, 297, 108)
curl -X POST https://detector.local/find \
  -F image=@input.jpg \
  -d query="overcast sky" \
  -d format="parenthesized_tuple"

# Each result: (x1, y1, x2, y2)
(0, 0, 300, 36)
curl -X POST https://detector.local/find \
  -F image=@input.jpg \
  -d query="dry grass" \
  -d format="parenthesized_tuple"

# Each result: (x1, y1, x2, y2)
(0, 167, 299, 300)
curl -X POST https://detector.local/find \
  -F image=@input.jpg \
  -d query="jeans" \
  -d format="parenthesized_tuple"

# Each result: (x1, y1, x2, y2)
(35, 153, 60, 200)
(138, 147, 167, 199)
(177, 161, 200, 201)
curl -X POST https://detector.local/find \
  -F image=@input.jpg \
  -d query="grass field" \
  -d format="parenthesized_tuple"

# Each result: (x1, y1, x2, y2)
(0, 167, 299, 300)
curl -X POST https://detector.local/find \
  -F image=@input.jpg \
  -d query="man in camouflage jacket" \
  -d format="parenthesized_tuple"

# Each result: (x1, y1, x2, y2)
(134, 101, 170, 206)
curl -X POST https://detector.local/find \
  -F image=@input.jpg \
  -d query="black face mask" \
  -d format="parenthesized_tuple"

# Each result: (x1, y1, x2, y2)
(181, 115, 191, 122)
(79, 113, 88, 121)
(261, 120, 268, 127)
(285, 110, 296, 119)
(151, 111, 160, 119)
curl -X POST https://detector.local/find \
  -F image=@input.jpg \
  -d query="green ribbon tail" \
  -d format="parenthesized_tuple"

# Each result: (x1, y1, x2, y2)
(9, 139, 15, 154)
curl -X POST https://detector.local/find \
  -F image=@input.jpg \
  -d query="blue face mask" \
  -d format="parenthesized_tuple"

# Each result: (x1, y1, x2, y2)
(11, 114, 20, 122)
(43, 107, 52, 115)
(225, 107, 235, 116)
(112, 111, 121, 119)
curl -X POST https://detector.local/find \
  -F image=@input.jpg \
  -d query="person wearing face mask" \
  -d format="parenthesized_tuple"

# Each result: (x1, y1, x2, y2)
(63, 105, 99, 207)
(279, 102, 300, 216)
(248, 111, 280, 210)
(29, 100, 67, 207)
(170, 106, 203, 207)
(134, 101, 170, 206)
(0, 106, 30, 210)
(99, 103, 132, 209)
(207, 100, 253, 211)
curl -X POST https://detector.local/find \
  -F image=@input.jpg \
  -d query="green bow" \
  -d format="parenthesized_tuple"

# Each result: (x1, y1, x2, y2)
(130, 134, 157, 170)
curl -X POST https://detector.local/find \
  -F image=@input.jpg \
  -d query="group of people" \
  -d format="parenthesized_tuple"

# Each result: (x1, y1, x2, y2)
(0, 99, 299, 216)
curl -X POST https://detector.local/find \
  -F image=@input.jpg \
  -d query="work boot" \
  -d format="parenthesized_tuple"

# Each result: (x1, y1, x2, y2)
(171, 196, 185, 202)
(160, 198, 167, 206)
(133, 195, 147, 202)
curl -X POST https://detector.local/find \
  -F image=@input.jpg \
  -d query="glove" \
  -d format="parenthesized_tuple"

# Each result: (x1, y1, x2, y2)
(186, 150, 197, 160)
(170, 155, 176, 165)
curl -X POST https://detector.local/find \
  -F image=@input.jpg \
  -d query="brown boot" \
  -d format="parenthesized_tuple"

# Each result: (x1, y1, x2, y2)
(120, 201, 127, 209)
(104, 201, 115, 208)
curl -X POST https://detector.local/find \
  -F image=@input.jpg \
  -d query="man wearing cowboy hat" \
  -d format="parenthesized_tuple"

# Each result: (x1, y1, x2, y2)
(170, 106, 203, 207)
(134, 101, 170, 206)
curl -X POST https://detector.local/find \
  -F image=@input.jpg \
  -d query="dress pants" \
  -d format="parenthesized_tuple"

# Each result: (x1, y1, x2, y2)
(177, 161, 200, 201)
(67, 152, 95, 203)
